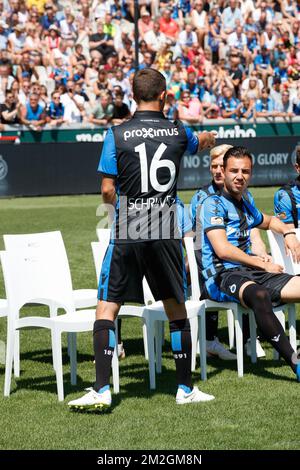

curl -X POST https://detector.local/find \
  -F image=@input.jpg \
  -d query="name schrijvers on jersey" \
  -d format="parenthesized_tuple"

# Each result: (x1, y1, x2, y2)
(124, 128, 179, 141)
(128, 195, 176, 210)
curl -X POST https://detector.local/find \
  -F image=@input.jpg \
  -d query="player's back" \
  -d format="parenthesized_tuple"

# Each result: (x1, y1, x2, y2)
(111, 110, 190, 202)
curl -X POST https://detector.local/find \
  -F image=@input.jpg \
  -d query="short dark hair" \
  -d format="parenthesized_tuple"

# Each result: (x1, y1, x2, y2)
(133, 69, 166, 103)
(296, 146, 300, 166)
(223, 146, 253, 168)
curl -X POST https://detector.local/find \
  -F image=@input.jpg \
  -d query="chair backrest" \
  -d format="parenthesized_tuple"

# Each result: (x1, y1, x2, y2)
(0, 246, 74, 319)
(142, 278, 156, 305)
(4, 231, 66, 257)
(267, 230, 294, 274)
(96, 228, 111, 246)
(184, 236, 201, 301)
(288, 228, 300, 275)
(91, 240, 110, 281)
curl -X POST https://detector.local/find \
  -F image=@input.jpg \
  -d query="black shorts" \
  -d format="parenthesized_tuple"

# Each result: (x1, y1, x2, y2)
(97, 240, 187, 304)
(217, 267, 294, 306)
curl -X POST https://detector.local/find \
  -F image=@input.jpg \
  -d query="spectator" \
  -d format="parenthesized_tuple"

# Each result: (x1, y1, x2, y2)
(222, 0, 243, 34)
(89, 90, 113, 125)
(219, 85, 241, 119)
(59, 12, 77, 46)
(138, 8, 153, 39)
(60, 80, 85, 123)
(178, 90, 203, 124)
(94, 68, 112, 97)
(0, 20, 8, 51)
(0, 63, 14, 104)
(16, 51, 38, 82)
(0, 88, 20, 124)
(20, 91, 46, 130)
(270, 75, 283, 109)
(242, 75, 261, 101)
(254, 45, 273, 86)
(70, 43, 87, 68)
(144, 21, 166, 53)
(178, 21, 198, 51)
(181, 71, 200, 99)
(164, 89, 178, 119)
(273, 89, 295, 117)
(237, 96, 254, 119)
(89, 21, 115, 62)
(47, 89, 64, 125)
(41, 3, 59, 32)
(159, 7, 179, 41)
(191, 0, 208, 47)
(8, 23, 26, 62)
(111, 90, 130, 124)
(255, 87, 274, 117)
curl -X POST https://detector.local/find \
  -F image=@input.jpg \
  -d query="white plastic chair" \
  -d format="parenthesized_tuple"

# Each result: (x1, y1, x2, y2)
(266, 230, 298, 355)
(4, 232, 98, 312)
(184, 236, 258, 377)
(0, 299, 7, 317)
(3, 231, 98, 374)
(0, 248, 100, 402)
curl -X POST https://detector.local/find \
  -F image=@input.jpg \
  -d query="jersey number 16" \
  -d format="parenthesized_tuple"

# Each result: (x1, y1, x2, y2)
(135, 142, 176, 193)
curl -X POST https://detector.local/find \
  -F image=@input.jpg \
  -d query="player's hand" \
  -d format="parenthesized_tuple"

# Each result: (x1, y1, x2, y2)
(284, 233, 300, 263)
(198, 130, 217, 150)
(262, 261, 284, 273)
(257, 253, 273, 263)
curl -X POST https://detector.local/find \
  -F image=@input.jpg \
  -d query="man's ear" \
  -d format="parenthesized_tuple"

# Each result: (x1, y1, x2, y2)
(295, 163, 300, 174)
(160, 90, 166, 102)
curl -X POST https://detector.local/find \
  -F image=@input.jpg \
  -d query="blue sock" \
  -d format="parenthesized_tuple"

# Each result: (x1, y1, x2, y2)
(98, 385, 110, 394)
(296, 364, 300, 382)
(178, 384, 192, 394)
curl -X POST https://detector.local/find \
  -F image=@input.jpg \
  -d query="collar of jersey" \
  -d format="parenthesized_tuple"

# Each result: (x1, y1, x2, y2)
(210, 180, 221, 194)
(133, 110, 166, 118)
(221, 189, 244, 207)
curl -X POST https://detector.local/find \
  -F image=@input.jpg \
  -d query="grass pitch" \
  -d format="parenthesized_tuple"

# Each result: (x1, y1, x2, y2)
(0, 188, 299, 450)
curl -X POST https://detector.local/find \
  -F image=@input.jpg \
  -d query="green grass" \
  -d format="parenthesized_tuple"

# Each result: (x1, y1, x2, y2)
(0, 188, 299, 450)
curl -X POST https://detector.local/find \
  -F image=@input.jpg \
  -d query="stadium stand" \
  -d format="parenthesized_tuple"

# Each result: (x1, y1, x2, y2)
(1, 0, 300, 129)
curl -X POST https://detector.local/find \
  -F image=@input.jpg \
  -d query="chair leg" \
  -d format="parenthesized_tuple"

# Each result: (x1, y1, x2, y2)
(155, 321, 163, 374)
(142, 319, 149, 360)
(273, 311, 285, 360)
(69, 333, 77, 386)
(146, 315, 156, 390)
(249, 312, 257, 364)
(52, 328, 64, 401)
(190, 316, 198, 372)
(4, 324, 15, 397)
(67, 332, 71, 357)
(198, 312, 207, 381)
(13, 330, 20, 378)
(227, 309, 235, 350)
(112, 319, 119, 394)
(288, 304, 297, 352)
(235, 310, 244, 378)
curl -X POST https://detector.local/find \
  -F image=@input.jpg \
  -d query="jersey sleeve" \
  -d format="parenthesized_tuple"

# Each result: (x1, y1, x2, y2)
(184, 125, 199, 155)
(274, 189, 293, 224)
(176, 197, 192, 237)
(97, 128, 118, 177)
(201, 195, 226, 233)
(189, 189, 206, 230)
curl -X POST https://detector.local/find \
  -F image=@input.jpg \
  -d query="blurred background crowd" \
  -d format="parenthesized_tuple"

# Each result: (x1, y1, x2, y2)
(1, 0, 300, 130)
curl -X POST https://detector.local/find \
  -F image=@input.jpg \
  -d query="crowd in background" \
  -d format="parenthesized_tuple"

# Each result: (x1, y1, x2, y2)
(1, 0, 300, 130)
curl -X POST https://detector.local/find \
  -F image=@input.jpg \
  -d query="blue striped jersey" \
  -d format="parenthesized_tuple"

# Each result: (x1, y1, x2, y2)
(200, 190, 263, 280)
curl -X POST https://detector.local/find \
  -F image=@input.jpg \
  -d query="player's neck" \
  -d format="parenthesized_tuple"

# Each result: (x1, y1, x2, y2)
(136, 101, 163, 113)
(223, 186, 242, 201)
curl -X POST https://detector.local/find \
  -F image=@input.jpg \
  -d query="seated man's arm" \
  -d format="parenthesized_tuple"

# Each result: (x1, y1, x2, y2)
(207, 228, 279, 271)
(250, 228, 271, 261)
(258, 213, 300, 263)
